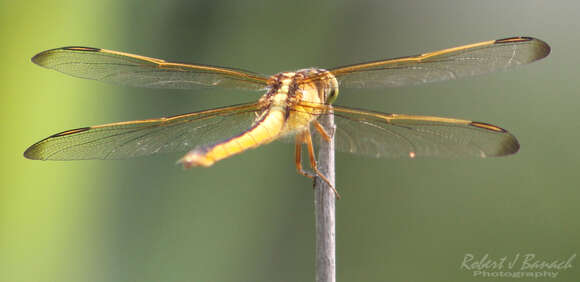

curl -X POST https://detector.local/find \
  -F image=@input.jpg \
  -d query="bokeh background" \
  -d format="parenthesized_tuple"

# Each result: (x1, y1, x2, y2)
(2, 1, 579, 281)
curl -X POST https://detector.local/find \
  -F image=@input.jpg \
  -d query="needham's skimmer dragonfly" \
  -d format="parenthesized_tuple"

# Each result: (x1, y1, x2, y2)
(25, 36, 550, 194)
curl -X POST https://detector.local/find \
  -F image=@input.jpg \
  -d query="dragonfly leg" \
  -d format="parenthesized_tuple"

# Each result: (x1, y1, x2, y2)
(295, 131, 316, 179)
(303, 127, 340, 199)
(313, 119, 331, 142)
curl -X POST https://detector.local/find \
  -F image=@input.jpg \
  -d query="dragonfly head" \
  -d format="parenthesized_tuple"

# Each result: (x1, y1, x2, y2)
(324, 76, 339, 104)
(300, 68, 339, 105)
(315, 69, 339, 105)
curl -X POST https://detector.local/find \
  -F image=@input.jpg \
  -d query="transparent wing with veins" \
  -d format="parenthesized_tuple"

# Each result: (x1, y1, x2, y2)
(24, 103, 264, 160)
(31, 47, 269, 90)
(325, 37, 550, 88)
(300, 104, 519, 159)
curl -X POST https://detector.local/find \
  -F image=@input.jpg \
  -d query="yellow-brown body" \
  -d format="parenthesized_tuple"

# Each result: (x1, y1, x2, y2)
(179, 69, 338, 168)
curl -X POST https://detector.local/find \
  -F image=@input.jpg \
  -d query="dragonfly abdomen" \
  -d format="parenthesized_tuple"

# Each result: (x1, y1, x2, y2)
(179, 108, 286, 167)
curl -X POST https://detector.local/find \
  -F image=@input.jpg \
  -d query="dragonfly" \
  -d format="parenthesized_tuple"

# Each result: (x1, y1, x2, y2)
(24, 36, 550, 196)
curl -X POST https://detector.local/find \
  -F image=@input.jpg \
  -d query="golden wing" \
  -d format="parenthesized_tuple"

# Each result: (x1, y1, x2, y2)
(24, 103, 264, 160)
(32, 47, 269, 90)
(304, 105, 519, 158)
(327, 36, 550, 88)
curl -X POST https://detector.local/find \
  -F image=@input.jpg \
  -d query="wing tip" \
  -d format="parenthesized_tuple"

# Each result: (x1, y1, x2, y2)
(495, 36, 551, 61)
(470, 121, 520, 156)
(24, 127, 91, 161)
(496, 136, 520, 156)
(31, 46, 101, 66)
(495, 135, 520, 156)
(31, 50, 50, 66)
(23, 143, 44, 160)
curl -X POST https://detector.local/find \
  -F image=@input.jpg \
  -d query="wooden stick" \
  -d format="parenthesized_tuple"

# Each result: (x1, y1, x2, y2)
(314, 108, 336, 282)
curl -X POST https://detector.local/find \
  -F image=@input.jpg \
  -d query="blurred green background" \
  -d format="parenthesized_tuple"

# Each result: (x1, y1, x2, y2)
(1, 1, 579, 281)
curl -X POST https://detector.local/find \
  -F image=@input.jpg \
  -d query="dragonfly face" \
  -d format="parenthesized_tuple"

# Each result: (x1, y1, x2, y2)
(25, 37, 550, 187)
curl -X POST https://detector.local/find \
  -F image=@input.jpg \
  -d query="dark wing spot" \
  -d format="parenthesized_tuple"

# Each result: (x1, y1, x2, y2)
(50, 127, 91, 137)
(495, 37, 533, 44)
(62, 46, 101, 52)
(470, 121, 507, 133)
